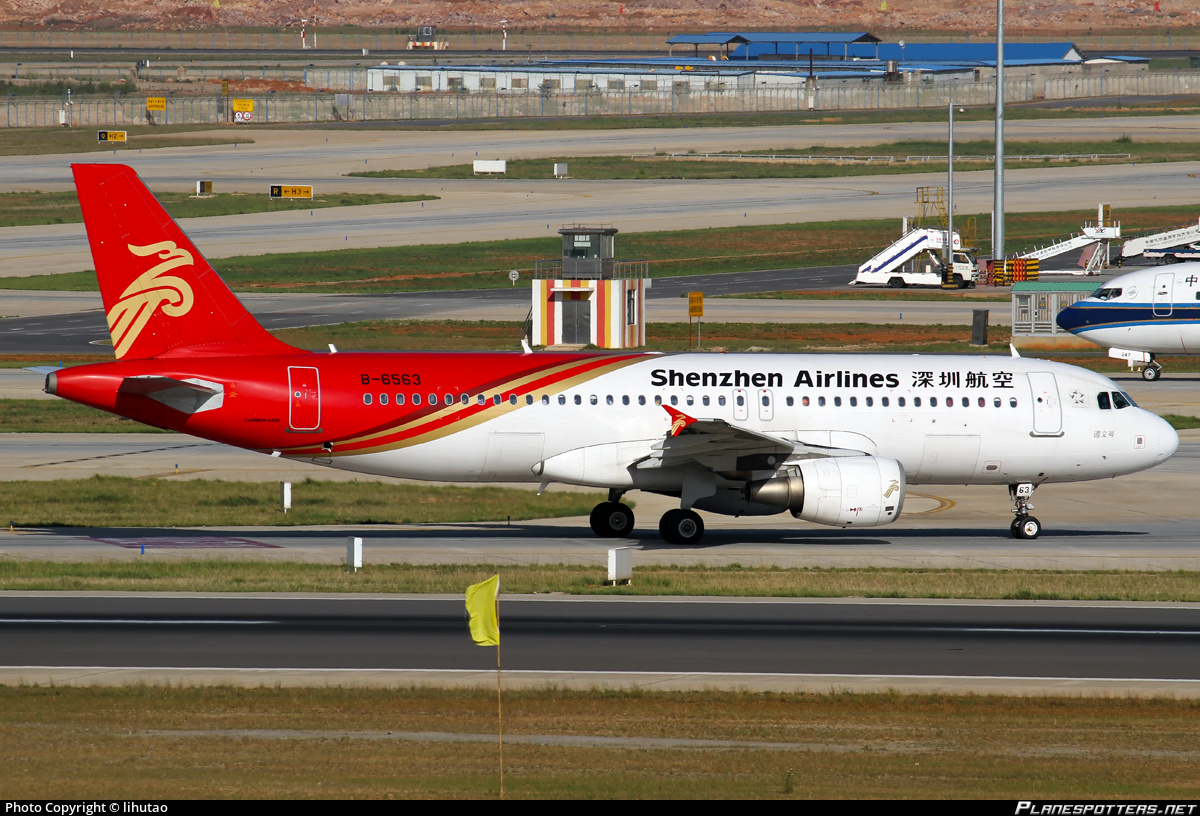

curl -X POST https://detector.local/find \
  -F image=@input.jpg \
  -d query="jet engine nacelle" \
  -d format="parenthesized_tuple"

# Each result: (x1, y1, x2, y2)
(745, 455, 906, 527)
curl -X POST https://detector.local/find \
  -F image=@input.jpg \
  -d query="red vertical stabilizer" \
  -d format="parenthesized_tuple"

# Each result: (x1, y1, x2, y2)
(72, 163, 300, 360)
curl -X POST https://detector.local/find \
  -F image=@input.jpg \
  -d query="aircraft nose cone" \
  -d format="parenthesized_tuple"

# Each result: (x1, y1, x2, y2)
(1055, 303, 1090, 334)
(1156, 415, 1180, 462)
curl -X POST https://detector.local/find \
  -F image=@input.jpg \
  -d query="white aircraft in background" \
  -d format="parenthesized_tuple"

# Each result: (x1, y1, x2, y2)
(1056, 262, 1200, 380)
(46, 164, 1178, 543)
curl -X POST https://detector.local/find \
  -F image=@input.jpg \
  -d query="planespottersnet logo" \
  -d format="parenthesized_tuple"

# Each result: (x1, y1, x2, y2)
(1017, 805, 1197, 815)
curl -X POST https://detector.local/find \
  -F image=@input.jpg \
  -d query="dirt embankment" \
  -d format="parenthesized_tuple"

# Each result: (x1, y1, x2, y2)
(2, 1, 1197, 34)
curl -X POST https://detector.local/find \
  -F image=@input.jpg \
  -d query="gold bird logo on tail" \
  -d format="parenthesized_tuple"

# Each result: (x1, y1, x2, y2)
(105, 241, 195, 358)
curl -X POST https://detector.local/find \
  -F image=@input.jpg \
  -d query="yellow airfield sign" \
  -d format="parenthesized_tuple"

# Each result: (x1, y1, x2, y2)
(688, 291, 704, 318)
(145, 97, 166, 111)
(270, 185, 314, 199)
(97, 130, 127, 142)
(231, 98, 254, 113)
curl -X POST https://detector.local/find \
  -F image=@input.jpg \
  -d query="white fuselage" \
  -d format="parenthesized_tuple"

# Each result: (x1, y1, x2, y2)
(1057, 263, 1200, 354)
(306, 353, 1175, 493)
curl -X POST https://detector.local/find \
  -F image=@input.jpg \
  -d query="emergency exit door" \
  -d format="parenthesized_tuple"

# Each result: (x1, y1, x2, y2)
(288, 366, 321, 431)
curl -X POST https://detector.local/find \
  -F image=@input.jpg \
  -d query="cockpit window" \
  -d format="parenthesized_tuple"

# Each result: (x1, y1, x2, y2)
(1112, 391, 1134, 409)
(1092, 287, 1122, 301)
(1097, 392, 1111, 410)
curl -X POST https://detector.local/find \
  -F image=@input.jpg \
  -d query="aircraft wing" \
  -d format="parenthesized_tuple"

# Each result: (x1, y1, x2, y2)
(635, 405, 866, 473)
(117, 375, 225, 415)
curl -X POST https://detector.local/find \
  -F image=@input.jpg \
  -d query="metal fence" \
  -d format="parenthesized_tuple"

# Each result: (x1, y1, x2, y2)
(6, 72, 1198, 128)
(1043, 70, 1200, 99)
(0, 82, 1015, 128)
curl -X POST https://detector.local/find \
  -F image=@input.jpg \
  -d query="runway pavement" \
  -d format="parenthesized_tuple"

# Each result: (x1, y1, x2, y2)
(1, 594, 1199, 696)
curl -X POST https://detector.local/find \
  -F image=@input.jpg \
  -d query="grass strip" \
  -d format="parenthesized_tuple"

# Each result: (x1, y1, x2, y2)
(352, 137, 1184, 181)
(0, 190, 437, 228)
(4, 204, 1197, 293)
(3, 561, 1200, 601)
(0, 400, 166, 433)
(0, 124, 248, 156)
(1, 476, 602, 527)
(2, 685, 1199, 798)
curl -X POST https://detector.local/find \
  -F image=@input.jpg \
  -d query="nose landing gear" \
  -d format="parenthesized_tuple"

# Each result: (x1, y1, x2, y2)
(1009, 483, 1041, 539)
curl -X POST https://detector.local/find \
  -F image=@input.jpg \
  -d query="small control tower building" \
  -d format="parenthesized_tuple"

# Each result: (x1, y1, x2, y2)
(531, 225, 649, 348)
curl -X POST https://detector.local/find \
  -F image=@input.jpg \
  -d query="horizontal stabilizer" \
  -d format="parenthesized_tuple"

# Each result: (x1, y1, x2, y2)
(118, 375, 224, 415)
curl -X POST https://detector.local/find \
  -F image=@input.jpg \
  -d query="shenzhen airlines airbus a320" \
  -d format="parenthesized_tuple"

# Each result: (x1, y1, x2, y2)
(45, 164, 1177, 543)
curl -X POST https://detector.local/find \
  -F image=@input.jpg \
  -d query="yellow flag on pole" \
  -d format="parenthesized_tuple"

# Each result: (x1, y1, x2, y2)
(465, 574, 500, 646)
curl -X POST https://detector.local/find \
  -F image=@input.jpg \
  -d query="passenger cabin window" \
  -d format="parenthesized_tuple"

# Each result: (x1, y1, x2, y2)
(363, 394, 372, 405)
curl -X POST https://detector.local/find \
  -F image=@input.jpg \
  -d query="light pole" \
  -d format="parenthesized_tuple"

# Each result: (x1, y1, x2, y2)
(943, 98, 967, 276)
(993, 0, 1005, 263)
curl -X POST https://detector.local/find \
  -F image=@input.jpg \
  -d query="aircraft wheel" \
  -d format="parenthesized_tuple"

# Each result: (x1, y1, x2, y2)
(659, 509, 704, 546)
(1142, 365, 1161, 382)
(590, 502, 634, 538)
(1011, 516, 1041, 540)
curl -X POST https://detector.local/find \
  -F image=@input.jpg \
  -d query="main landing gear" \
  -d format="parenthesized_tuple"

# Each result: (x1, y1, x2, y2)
(588, 491, 707, 545)
(1009, 483, 1041, 539)
(589, 491, 635, 538)
(658, 508, 705, 546)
